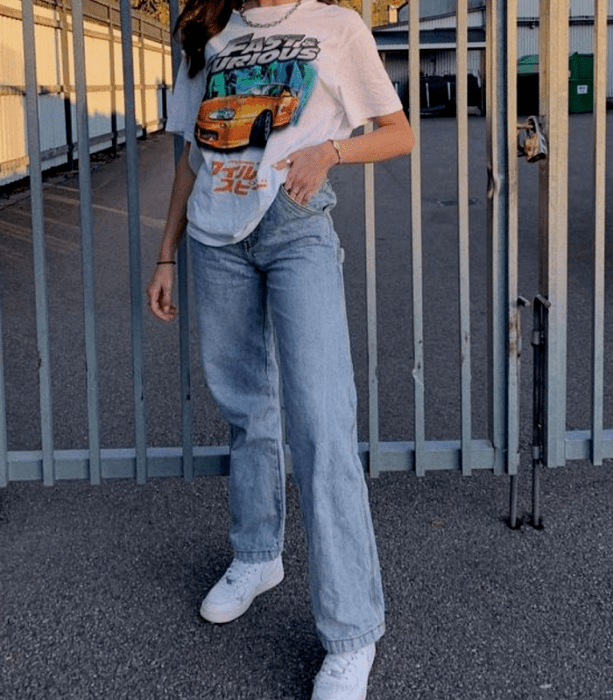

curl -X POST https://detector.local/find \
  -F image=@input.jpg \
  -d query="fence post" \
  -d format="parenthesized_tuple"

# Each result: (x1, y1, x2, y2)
(539, 0, 569, 469)
(108, 3, 118, 154)
(456, 0, 473, 476)
(591, 0, 608, 467)
(0, 294, 7, 488)
(361, 0, 380, 478)
(22, 0, 55, 485)
(71, 0, 102, 485)
(485, 0, 512, 475)
(168, 0, 194, 481)
(408, 0, 425, 476)
(58, 0, 75, 170)
(119, 0, 148, 482)
(139, 17, 148, 138)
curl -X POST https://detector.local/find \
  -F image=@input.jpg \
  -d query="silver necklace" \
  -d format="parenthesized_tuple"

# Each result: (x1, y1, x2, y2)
(238, 0, 302, 28)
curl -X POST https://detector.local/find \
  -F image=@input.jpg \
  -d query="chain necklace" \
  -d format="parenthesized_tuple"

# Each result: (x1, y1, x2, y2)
(238, 0, 302, 28)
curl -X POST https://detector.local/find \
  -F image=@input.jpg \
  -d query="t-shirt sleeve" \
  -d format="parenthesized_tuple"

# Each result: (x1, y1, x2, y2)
(335, 19, 403, 129)
(165, 58, 206, 146)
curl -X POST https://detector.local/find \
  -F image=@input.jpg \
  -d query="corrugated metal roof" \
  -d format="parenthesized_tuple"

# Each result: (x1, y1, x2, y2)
(373, 26, 486, 50)
(403, 0, 485, 21)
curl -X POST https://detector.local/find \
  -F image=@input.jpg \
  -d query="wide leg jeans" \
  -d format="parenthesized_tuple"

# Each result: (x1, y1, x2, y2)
(190, 182, 385, 653)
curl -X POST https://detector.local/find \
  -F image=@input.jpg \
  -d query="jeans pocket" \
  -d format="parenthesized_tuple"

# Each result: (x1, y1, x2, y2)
(278, 180, 337, 216)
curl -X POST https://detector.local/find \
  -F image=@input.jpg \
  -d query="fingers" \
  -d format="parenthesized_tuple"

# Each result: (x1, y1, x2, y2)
(273, 156, 294, 170)
(147, 275, 177, 322)
(276, 153, 315, 205)
(275, 144, 334, 205)
(286, 183, 311, 206)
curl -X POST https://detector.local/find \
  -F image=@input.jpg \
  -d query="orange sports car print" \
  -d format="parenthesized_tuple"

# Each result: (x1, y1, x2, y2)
(195, 84, 300, 150)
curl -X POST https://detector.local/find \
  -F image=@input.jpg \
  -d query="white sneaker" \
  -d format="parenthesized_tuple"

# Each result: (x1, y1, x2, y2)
(311, 644, 376, 700)
(199, 556, 284, 624)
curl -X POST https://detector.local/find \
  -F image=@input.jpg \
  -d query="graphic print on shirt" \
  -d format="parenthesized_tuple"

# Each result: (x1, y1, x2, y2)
(194, 33, 319, 152)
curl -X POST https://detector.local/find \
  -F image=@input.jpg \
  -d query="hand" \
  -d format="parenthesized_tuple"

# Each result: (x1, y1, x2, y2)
(273, 141, 338, 206)
(147, 264, 177, 322)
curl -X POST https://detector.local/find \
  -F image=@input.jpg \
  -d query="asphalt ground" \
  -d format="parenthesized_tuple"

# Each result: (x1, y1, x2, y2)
(1, 115, 612, 699)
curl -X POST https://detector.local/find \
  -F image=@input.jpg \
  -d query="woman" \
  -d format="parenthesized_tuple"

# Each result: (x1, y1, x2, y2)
(147, 1, 414, 698)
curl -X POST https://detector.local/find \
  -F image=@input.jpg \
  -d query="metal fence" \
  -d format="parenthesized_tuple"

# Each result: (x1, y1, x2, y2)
(0, 0, 171, 186)
(0, 1, 610, 524)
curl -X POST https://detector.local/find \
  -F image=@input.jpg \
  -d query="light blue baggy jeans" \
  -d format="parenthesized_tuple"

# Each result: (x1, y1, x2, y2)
(190, 182, 385, 653)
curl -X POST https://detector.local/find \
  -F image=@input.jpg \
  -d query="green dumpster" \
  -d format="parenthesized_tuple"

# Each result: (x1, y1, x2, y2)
(516, 53, 594, 114)
(568, 53, 593, 113)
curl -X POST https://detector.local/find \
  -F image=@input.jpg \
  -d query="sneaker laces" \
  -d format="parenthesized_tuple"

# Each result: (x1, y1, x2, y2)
(223, 560, 259, 595)
(319, 650, 361, 682)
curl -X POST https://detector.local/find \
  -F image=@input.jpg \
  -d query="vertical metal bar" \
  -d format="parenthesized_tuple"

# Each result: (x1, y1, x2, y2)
(160, 32, 168, 129)
(120, 0, 147, 483)
(456, 0, 472, 476)
(72, 0, 102, 484)
(539, 0, 569, 469)
(22, 0, 55, 486)
(508, 474, 519, 528)
(506, 0, 520, 477)
(138, 19, 148, 138)
(486, 0, 510, 475)
(168, 0, 194, 481)
(0, 292, 8, 488)
(591, 0, 607, 467)
(58, 0, 74, 170)
(409, 0, 425, 476)
(362, 0, 379, 477)
(108, 6, 118, 154)
(531, 296, 549, 529)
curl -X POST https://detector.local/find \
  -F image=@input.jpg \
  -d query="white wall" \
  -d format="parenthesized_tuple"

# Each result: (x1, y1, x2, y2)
(0, 0, 172, 187)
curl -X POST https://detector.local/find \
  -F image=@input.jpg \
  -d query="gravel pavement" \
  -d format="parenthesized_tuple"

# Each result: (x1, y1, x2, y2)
(1, 116, 612, 699)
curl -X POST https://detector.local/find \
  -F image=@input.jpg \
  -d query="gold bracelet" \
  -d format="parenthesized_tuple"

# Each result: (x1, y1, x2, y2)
(330, 139, 342, 164)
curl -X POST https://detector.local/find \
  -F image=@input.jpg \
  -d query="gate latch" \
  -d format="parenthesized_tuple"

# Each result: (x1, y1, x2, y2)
(517, 116, 548, 162)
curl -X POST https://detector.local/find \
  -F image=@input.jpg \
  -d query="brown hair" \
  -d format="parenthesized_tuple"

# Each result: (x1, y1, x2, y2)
(175, 0, 337, 78)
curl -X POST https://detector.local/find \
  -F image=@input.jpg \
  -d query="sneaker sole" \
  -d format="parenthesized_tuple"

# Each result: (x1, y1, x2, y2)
(199, 564, 284, 624)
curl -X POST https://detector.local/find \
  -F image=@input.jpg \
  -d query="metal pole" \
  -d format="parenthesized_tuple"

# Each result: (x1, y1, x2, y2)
(71, 0, 102, 484)
(22, 0, 55, 486)
(486, 0, 511, 475)
(591, 0, 607, 467)
(456, 0, 472, 476)
(531, 295, 550, 529)
(108, 4, 119, 154)
(506, 0, 520, 478)
(119, 0, 148, 483)
(168, 0, 194, 481)
(0, 291, 8, 488)
(58, 0, 75, 170)
(539, 0, 569, 469)
(409, 0, 425, 476)
(362, 0, 380, 477)
(508, 474, 519, 529)
(138, 18, 148, 138)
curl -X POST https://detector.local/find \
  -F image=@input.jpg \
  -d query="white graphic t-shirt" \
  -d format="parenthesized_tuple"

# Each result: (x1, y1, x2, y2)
(166, 0, 403, 246)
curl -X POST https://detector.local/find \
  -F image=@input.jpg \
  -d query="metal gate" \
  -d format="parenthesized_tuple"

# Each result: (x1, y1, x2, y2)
(0, 1, 610, 523)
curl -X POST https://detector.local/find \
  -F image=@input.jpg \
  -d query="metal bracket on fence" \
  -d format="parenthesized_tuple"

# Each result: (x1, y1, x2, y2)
(508, 294, 550, 530)
(530, 294, 551, 529)
(517, 117, 548, 162)
(508, 296, 531, 530)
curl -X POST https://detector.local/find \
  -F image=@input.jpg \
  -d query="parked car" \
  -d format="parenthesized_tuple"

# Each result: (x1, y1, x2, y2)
(195, 83, 300, 150)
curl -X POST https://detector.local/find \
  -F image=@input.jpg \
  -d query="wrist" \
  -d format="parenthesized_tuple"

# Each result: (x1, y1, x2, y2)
(328, 139, 342, 165)
(326, 139, 341, 167)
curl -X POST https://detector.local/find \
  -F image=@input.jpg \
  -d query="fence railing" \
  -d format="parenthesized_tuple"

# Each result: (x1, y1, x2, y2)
(1, 1, 610, 525)
(0, 0, 171, 186)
